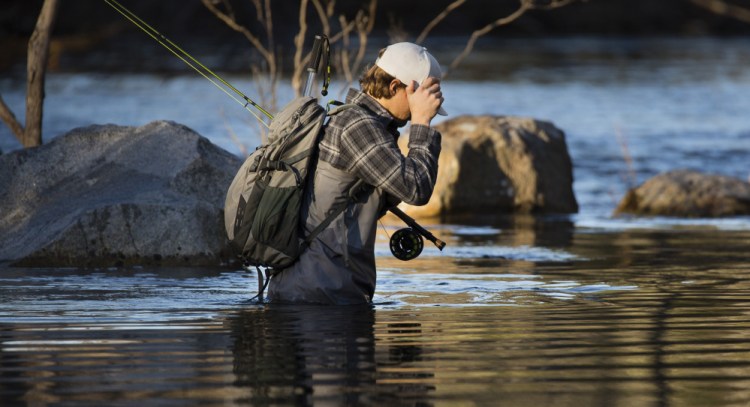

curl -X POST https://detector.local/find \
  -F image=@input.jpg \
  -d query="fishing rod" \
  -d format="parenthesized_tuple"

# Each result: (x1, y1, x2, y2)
(102, 0, 274, 127)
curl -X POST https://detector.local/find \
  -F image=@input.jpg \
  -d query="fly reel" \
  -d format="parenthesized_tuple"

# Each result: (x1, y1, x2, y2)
(389, 228, 424, 261)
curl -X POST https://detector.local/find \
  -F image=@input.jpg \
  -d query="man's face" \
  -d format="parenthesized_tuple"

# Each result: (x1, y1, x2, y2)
(389, 81, 411, 121)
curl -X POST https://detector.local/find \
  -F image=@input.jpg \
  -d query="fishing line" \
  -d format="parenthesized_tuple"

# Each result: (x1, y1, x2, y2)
(103, 0, 273, 127)
(379, 220, 391, 240)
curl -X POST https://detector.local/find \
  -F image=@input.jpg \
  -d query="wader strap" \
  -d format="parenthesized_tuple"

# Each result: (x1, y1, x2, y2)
(244, 263, 271, 303)
(302, 179, 371, 249)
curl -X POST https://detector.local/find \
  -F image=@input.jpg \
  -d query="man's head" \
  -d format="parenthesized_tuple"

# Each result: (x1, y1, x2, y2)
(360, 42, 447, 118)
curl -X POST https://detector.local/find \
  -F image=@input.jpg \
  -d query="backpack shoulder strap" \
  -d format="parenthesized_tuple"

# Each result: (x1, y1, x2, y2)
(327, 101, 359, 116)
(293, 101, 371, 254)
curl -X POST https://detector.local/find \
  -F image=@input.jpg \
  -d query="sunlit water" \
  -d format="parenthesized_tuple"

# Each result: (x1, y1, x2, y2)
(2, 225, 750, 405)
(2, 37, 750, 405)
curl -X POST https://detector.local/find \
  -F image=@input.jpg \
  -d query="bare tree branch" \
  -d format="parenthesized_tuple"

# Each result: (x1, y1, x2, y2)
(293, 0, 350, 95)
(335, 0, 376, 91)
(615, 125, 637, 189)
(351, 0, 377, 80)
(416, 0, 466, 45)
(291, 0, 374, 96)
(338, 14, 355, 84)
(311, 0, 332, 37)
(447, 2, 529, 76)
(0, 95, 24, 140)
(205, 0, 372, 100)
(0, 0, 59, 148)
(325, 0, 336, 20)
(262, 0, 274, 52)
(200, 0, 275, 73)
(447, 0, 576, 76)
(220, 0, 236, 20)
(202, 0, 281, 118)
(689, 0, 750, 24)
(531, 0, 578, 11)
(203, 0, 576, 114)
(291, 0, 310, 96)
(328, 20, 357, 44)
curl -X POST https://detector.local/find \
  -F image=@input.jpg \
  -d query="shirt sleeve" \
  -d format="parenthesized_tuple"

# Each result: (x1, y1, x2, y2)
(339, 117, 441, 206)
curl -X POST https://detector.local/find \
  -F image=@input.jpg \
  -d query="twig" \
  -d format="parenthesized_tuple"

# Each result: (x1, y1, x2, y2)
(689, 0, 750, 24)
(220, 0, 236, 20)
(220, 107, 249, 156)
(447, 2, 529, 76)
(200, 0, 276, 75)
(291, 0, 353, 95)
(311, 0, 331, 37)
(416, 0, 466, 45)
(291, 0, 310, 95)
(0, 94, 24, 140)
(338, 14, 354, 83)
(447, 0, 577, 76)
(614, 124, 637, 189)
(349, 1, 376, 81)
(334, 0, 375, 93)
(262, 0, 274, 54)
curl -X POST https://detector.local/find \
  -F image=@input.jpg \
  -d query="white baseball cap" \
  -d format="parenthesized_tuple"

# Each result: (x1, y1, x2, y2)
(375, 42, 447, 116)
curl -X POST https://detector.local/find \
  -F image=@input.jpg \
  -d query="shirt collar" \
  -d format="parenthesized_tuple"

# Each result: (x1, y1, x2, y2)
(345, 88, 408, 130)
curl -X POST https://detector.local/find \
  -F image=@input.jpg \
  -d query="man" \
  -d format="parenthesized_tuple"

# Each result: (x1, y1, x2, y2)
(268, 42, 445, 304)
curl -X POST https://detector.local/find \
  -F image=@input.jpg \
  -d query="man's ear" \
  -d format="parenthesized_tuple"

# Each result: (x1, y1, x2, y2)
(389, 79, 401, 97)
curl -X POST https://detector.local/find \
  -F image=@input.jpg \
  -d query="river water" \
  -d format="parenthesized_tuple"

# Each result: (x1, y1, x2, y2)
(1, 37, 750, 405)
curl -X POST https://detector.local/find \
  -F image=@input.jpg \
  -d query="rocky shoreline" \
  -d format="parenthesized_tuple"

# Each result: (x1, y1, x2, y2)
(2, 116, 746, 267)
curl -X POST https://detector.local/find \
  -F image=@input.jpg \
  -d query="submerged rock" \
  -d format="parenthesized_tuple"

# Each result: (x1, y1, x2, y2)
(399, 115, 578, 218)
(0, 121, 243, 267)
(615, 169, 750, 217)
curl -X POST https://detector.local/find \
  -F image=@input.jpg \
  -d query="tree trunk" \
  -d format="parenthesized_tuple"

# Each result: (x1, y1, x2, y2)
(23, 0, 60, 148)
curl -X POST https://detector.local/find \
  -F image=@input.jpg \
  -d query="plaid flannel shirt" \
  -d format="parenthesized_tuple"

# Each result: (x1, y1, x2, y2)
(318, 88, 441, 205)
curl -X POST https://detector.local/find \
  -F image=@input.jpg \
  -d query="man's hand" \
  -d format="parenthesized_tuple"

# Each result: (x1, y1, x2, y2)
(407, 76, 444, 126)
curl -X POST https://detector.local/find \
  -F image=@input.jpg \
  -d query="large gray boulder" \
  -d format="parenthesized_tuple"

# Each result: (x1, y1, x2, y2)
(0, 121, 243, 267)
(399, 115, 578, 218)
(615, 169, 750, 217)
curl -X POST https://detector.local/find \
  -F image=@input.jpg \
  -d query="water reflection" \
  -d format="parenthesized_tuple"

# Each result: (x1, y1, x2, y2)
(1, 225, 750, 405)
(0, 319, 233, 405)
(383, 212, 576, 249)
(227, 298, 750, 406)
(377, 213, 578, 277)
(229, 305, 378, 405)
(228, 305, 435, 405)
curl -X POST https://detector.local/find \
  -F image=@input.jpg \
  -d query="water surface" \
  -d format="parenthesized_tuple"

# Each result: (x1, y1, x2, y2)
(2, 223, 750, 406)
(2, 37, 750, 405)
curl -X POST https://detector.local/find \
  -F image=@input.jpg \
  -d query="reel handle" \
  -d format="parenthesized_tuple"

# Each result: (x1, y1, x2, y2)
(388, 207, 446, 250)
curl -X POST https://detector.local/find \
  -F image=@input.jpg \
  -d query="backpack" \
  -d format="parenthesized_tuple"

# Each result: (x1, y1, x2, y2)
(224, 96, 358, 271)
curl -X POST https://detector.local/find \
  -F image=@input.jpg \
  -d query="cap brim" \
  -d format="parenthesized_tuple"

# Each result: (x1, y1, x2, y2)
(437, 106, 448, 116)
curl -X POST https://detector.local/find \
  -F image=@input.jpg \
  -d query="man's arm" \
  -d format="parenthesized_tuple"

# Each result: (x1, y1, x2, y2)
(342, 117, 441, 206)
